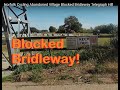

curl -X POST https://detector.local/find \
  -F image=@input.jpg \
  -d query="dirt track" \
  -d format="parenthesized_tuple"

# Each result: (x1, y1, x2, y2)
(2, 82, 118, 90)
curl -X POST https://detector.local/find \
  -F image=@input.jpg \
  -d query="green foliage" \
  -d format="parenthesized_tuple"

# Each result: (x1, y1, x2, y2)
(58, 75, 71, 80)
(13, 44, 117, 76)
(94, 62, 118, 74)
(110, 38, 118, 49)
(13, 64, 43, 75)
(93, 24, 117, 34)
(94, 64, 106, 74)
(28, 70, 43, 82)
(93, 30, 98, 35)
(80, 49, 93, 61)
(110, 28, 118, 49)
(3, 45, 118, 82)
(58, 16, 82, 33)
(80, 28, 93, 33)
(42, 63, 59, 69)
(79, 46, 117, 63)
(2, 75, 14, 82)
(20, 27, 40, 34)
(57, 25, 65, 33)
(49, 26, 57, 32)
(65, 16, 82, 32)
(40, 30, 48, 33)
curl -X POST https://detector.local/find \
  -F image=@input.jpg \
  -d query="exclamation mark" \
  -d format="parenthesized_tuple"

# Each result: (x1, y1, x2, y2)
(76, 54, 80, 64)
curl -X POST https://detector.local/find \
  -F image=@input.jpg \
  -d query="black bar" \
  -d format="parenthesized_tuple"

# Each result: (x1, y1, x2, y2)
(20, 48, 67, 52)
(8, 6, 18, 18)
(10, 21, 27, 24)
(13, 6, 24, 11)
(19, 47, 90, 52)
(98, 35, 114, 38)
(16, 35, 114, 40)
(17, 36, 67, 39)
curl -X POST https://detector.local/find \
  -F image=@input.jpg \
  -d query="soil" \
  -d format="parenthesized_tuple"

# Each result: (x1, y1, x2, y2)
(2, 82, 118, 90)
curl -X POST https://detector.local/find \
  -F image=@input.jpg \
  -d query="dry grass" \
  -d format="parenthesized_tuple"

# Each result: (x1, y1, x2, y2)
(3, 60, 117, 84)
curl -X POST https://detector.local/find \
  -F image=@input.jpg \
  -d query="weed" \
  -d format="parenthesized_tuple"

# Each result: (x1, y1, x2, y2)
(2, 75, 14, 82)
(58, 75, 71, 80)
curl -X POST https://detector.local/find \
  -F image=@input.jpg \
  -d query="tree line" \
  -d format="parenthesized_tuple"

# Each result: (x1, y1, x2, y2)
(19, 16, 117, 35)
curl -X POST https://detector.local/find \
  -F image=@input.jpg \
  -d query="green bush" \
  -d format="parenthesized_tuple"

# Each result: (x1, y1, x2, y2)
(79, 46, 117, 63)
(58, 75, 71, 80)
(13, 64, 43, 75)
(28, 70, 43, 82)
(110, 38, 118, 49)
(13, 46, 117, 75)
(2, 75, 14, 82)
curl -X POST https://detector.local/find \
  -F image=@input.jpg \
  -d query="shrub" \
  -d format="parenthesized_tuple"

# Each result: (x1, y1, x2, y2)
(28, 70, 44, 82)
(79, 46, 117, 63)
(58, 75, 71, 80)
(13, 64, 43, 75)
(110, 37, 118, 49)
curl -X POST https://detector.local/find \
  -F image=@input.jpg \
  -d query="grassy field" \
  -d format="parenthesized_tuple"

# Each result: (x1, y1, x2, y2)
(48, 37, 111, 47)
(98, 38, 111, 46)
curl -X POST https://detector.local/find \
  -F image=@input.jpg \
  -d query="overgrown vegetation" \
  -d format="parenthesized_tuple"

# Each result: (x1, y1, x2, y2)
(2, 29, 118, 84)
(2, 42, 118, 83)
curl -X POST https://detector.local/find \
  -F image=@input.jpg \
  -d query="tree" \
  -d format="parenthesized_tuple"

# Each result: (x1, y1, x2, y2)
(30, 27, 40, 33)
(58, 16, 82, 33)
(49, 26, 57, 32)
(20, 27, 40, 34)
(40, 30, 48, 33)
(93, 24, 117, 34)
(64, 16, 82, 33)
(57, 25, 65, 33)
(108, 24, 117, 34)
(79, 28, 93, 33)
